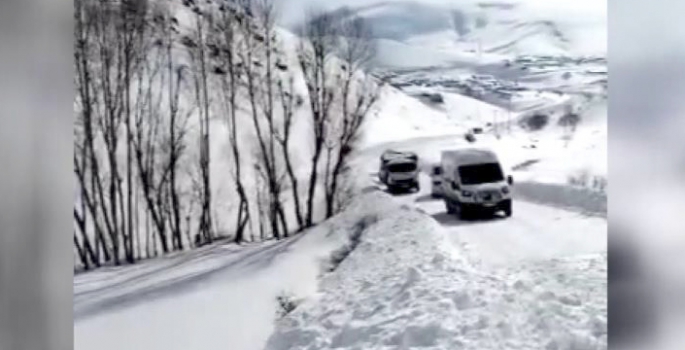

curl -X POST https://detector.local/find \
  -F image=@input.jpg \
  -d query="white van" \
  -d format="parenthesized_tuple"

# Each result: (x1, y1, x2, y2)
(440, 148, 513, 219)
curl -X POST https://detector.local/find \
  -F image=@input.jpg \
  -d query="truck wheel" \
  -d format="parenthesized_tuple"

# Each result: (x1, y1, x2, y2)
(502, 200, 512, 217)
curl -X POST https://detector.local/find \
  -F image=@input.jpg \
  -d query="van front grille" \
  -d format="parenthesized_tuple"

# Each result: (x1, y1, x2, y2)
(478, 190, 501, 202)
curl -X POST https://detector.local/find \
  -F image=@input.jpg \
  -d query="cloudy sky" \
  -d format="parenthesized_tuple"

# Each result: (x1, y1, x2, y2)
(276, 0, 606, 28)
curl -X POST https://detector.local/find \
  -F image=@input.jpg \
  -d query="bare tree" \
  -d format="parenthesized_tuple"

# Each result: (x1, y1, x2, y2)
(276, 77, 305, 231)
(154, 3, 191, 252)
(237, 0, 288, 239)
(213, 5, 251, 243)
(297, 8, 340, 227)
(119, 0, 150, 263)
(323, 16, 379, 218)
(130, 37, 170, 255)
(74, 0, 155, 266)
(91, 0, 127, 265)
(73, 10, 108, 267)
(187, 5, 214, 245)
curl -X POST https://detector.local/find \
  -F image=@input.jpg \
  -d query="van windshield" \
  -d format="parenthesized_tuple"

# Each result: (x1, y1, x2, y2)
(458, 163, 504, 185)
(388, 162, 417, 173)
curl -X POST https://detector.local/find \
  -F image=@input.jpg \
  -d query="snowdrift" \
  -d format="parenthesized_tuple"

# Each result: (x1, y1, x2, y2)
(265, 190, 607, 350)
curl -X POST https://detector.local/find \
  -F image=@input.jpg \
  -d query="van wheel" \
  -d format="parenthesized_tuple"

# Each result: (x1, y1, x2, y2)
(502, 200, 512, 217)
(456, 203, 468, 220)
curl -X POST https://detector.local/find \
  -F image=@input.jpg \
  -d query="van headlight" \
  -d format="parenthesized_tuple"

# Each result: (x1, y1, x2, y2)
(461, 190, 473, 197)
(501, 186, 509, 194)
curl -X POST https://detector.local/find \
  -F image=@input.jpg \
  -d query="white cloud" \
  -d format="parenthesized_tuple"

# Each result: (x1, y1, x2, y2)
(277, 0, 606, 28)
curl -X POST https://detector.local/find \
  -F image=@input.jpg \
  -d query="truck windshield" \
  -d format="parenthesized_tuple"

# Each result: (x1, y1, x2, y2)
(388, 162, 417, 173)
(458, 163, 504, 185)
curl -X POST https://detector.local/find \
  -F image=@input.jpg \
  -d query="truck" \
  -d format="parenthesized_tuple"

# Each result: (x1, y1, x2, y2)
(440, 148, 513, 219)
(378, 150, 420, 193)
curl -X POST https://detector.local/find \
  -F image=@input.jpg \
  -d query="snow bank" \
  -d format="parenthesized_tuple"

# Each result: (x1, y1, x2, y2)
(264, 191, 607, 350)
(513, 181, 606, 217)
(74, 190, 425, 350)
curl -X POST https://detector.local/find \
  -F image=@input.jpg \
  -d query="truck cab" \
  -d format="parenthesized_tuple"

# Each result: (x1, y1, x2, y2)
(440, 148, 513, 219)
(379, 150, 420, 193)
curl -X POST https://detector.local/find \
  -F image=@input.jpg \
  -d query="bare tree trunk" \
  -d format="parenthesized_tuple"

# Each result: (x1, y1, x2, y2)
(73, 207, 98, 267)
(215, 9, 251, 244)
(164, 18, 184, 252)
(190, 9, 214, 245)
(123, 15, 135, 264)
(135, 178, 141, 260)
(239, 1, 282, 239)
(74, 233, 90, 271)
(276, 79, 304, 230)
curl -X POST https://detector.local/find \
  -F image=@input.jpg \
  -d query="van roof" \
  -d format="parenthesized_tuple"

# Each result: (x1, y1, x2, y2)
(385, 157, 417, 166)
(441, 148, 499, 166)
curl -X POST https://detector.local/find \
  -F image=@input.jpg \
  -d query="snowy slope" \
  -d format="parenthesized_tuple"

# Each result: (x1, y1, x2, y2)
(359, 86, 469, 147)
(324, 0, 606, 69)
(75, 1, 607, 349)
(75, 0, 474, 264)
(265, 191, 607, 350)
(74, 192, 403, 350)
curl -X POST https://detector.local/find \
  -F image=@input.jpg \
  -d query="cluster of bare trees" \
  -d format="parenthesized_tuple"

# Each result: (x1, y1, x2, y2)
(74, 0, 208, 269)
(297, 9, 381, 226)
(73, 0, 380, 270)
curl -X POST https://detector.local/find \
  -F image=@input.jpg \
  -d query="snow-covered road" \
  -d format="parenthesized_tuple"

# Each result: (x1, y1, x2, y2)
(265, 136, 607, 349)
(384, 170, 607, 269)
(75, 135, 607, 350)
(354, 131, 607, 267)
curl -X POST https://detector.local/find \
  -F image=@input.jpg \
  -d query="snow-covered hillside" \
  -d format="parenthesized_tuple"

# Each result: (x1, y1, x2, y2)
(322, 0, 606, 69)
(75, 0, 607, 349)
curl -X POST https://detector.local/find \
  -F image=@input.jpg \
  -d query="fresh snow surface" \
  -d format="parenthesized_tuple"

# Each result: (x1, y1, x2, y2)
(264, 96, 607, 349)
(74, 195, 395, 350)
(359, 93, 607, 193)
(265, 191, 607, 350)
(76, 1, 607, 348)
(359, 86, 468, 147)
(75, 58, 607, 350)
(262, 92, 607, 348)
